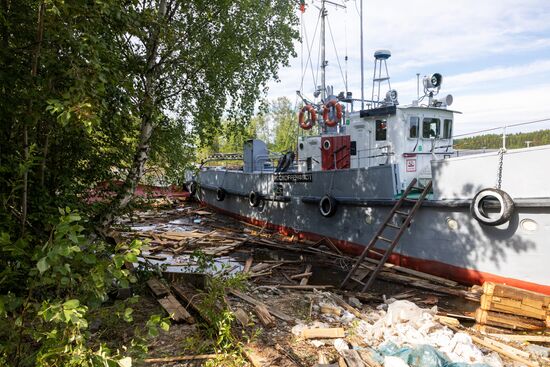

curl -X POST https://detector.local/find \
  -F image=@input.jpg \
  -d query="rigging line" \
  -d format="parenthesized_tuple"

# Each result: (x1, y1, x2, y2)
(299, 9, 321, 95)
(326, 16, 347, 91)
(300, 11, 304, 94)
(344, 3, 348, 92)
(453, 117, 550, 138)
(314, 9, 322, 97)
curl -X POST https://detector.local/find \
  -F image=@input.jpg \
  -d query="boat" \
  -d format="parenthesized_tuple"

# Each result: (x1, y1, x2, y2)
(195, 1, 550, 295)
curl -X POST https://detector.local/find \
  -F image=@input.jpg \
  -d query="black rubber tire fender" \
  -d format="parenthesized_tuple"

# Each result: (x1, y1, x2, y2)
(319, 195, 338, 217)
(216, 187, 226, 201)
(470, 188, 515, 226)
(249, 191, 261, 207)
(188, 181, 197, 197)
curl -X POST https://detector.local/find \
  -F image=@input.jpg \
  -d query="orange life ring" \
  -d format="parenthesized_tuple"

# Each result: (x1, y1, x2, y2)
(298, 105, 317, 130)
(323, 100, 343, 127)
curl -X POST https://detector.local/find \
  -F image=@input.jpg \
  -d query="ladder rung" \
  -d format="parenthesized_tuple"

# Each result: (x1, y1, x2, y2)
(377, 236, 394, 244)
(386, 223, 401, 229)
(403, 198, 417, 203)
(395, 210, 409, 216)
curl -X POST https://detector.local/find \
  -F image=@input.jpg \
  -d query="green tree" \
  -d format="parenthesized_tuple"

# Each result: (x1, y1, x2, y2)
(271, 96, 298, 153)
(0, 1, 299, 365)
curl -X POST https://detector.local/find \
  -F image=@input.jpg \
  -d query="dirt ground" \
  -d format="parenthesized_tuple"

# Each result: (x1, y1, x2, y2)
(97, 200, 549, 367)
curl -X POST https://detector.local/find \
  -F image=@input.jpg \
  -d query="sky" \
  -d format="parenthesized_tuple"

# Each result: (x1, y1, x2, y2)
(267, 0, 550, 136)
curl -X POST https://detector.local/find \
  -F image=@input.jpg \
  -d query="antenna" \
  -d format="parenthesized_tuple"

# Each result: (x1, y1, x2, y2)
(371, 50, 392, 107)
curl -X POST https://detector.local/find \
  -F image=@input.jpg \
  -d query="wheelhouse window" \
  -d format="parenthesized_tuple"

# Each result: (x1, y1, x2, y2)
(375, 120, 387, 141)
(422, 118, 440, 138)
(442, 119, 453, 139)
(409, 117, 419, 138)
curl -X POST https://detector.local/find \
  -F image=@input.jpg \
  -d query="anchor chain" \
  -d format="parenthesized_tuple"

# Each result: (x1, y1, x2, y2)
(496, 148, 506, 189)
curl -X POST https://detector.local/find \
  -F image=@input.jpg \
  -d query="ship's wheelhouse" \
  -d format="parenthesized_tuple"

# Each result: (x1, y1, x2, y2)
(297, 105, 456, 191)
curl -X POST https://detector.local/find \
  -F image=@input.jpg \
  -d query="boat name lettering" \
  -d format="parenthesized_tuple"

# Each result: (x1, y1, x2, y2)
(274, 173, 312, 183)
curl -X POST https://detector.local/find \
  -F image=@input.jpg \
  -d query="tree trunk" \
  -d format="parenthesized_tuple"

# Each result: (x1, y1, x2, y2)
(99, 0, 167, 230)
(21, 1, 45, 235)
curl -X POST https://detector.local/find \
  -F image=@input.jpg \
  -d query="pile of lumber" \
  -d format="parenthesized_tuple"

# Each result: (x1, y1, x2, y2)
(474, 282, 549, 332)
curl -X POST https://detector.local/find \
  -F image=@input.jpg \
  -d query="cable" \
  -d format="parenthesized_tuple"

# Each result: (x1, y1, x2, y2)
(299, 9, 321, 96)
(327, 16, 347, 89)
(453, 117, 550, 138)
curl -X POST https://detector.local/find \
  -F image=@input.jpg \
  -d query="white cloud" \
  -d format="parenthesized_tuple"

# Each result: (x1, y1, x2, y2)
(267, 0, 550, 133)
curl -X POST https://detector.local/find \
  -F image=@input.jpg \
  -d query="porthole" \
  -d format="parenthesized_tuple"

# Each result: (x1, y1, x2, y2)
(446, 217, 458, 230)
(299, 142, 304, 150)
(521, 219, 538, 232)
(323, 140, 331, 150)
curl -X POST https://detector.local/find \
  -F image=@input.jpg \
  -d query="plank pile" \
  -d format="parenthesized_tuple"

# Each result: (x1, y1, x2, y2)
(474, 282, 549, 332)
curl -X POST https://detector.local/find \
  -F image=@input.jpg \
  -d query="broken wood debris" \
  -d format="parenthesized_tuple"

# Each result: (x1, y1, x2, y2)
(157, 294, 195, 324)
(301, 327, 345, 339)
(143, 354, 216, 363)
(475, 281, 550, 332)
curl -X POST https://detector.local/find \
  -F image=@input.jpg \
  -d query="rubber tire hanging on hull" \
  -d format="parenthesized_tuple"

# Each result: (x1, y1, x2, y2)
(319, 195, 338, 217)
(470, 188, 515, 226)
(187, 181, 197, 197)
(249, 191, 261, 207)
(216, 188, 226, 201)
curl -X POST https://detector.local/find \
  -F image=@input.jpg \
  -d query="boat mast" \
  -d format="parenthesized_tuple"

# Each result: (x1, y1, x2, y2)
(320, 0, 326, 101)
(360, 0, 364, 109)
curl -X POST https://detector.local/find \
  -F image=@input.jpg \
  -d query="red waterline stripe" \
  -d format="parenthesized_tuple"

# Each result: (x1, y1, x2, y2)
(201, 201, 550, 295)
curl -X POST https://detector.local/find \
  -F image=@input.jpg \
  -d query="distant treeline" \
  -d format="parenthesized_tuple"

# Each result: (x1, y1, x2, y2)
(454, 129, 550, 150)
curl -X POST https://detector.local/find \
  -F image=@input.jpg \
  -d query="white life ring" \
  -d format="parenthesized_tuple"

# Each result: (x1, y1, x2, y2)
(470, 188, 515, 226)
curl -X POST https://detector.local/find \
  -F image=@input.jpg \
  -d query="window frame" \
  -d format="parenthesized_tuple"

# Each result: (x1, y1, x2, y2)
(422, 117, 441, 139)
(442, 119, 453, 139)
(375, 119, 387, 141)
(408, 116, 420, 139)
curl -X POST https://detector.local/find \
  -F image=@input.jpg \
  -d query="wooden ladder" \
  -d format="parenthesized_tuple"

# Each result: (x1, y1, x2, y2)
(339, 178, 432, 292)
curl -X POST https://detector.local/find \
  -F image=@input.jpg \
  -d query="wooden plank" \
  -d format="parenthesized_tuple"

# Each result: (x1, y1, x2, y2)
(339, 350, 365, 367)
(171, 284, 213, 323)
(275, 285, 333, 290)
(357, 350, 383, 367)
(483, 282, 550, 307)
(146, 277, 170, 297)
(233, 308, 249, 327)
(320, 303, 342, 317)
(229, 289, 294, 322)
(157, 294, 195, 323)
(488, 334, 550, 343)
(243, 256, 253, 273)
(300, 264, 312, 286)
(143, 354, 216, 363)
(475, 308, 546, 331)
(290, 271, 313, 279)
(481, 294, 546, 320)
(302, 327, 345, 339)
(466, 332, 539, 367)
(329, 294, 368, 321)
(254, 304, 275, 328)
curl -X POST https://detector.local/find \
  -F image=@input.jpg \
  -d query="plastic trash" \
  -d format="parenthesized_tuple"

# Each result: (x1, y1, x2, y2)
(376, 342, 491, 367)
(333, 338, 349, 352)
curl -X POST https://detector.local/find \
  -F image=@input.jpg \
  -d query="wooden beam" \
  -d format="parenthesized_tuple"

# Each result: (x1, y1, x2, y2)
(300, 264, 313, 286)
(143, 354, 216, 363)
(302, 327, 345, 339)
(254, 304, 275, 328)
(157, 294, 195, 323)
(229, 289, 294, 322)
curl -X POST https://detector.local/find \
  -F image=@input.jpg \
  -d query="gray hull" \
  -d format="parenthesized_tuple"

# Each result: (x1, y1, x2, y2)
(198, 147, 550, 294)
